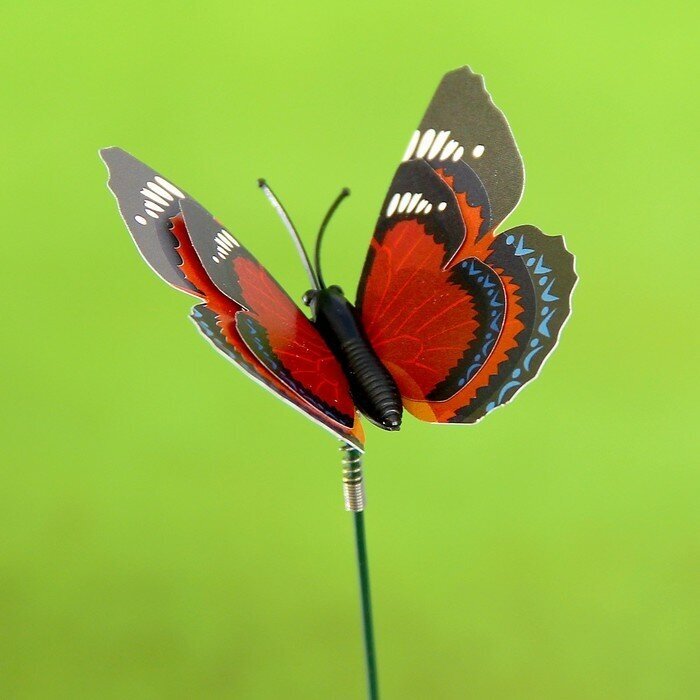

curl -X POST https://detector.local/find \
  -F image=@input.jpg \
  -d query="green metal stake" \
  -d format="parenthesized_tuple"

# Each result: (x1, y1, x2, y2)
(341, 444, 379, 700)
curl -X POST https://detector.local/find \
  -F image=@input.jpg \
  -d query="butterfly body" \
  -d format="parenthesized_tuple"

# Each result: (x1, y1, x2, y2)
(307, 285, 403, 431)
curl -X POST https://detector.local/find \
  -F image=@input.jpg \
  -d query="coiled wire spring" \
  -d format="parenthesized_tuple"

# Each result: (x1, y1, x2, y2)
(340, 443, 365, 512)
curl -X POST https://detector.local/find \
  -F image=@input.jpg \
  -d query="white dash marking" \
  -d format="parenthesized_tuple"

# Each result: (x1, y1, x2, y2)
(452, 145, 465, 162)
(135, 215, 147, 225)
(407, 193, 422, 213)
(147, 181, 174, 201)
(146, 209, 158, 219)
(141, 188, 169, 207)
(415, 200, 428, 214)
(398, 192, 412, 213)
(386, 193, 400, 217)
(428, 130, 450, 160)
(221, 230, 240, 247)
(144, 201, 164, 213)
(215, 233, 231, 248)
(155, 176, 185, 198)
(423, 203, 433, 214)
(217, 246, 227, 257)
(472, 144, 485, 158)
(437, 202, 447, 212)
(440, 140, 459, 161)
(401, 130, 420, 161)
(416, 129, 436, 158)
(212, 255, 220, 263)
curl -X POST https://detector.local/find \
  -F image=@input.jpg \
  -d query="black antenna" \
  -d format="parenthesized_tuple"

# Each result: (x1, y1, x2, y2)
(258, 179, 321, 290)
(314, 187, 351, 289)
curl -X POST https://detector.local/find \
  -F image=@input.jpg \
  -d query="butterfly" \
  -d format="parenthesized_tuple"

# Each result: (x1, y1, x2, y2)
(101, 66, 576, 452)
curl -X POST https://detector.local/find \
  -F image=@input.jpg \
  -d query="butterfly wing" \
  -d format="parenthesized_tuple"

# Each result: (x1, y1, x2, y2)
(102, 149, 363, 449)
(356, 67, 576, 425)
(179, 199, 362, 436)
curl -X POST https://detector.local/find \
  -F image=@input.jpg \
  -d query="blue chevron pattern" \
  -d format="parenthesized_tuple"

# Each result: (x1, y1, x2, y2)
(481, 231, 569, 414)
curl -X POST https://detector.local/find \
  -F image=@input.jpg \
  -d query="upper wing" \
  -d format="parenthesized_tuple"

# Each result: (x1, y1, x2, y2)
(406, 65, 524, 229)
(100, 147, 199, 294)
(102, 148, 363, 449)
(356, 68, 576, 425)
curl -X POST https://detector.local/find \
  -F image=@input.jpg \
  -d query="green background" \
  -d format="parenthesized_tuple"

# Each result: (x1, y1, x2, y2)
(1, 1, 697, 698)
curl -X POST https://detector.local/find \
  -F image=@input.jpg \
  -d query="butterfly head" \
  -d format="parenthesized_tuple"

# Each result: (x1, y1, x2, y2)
(303, 284, 343, 310)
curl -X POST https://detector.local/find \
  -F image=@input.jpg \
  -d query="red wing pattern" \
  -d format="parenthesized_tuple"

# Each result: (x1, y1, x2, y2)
(226, 254, 352, 414)
(102, 148, 363, 450)
(358, 216, 478, 400)
(358, 214, 512, 408)
(357, 79, 576, 425)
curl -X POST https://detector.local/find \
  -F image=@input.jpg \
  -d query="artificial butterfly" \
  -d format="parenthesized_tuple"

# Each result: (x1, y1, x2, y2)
(101, 66, 576, 452)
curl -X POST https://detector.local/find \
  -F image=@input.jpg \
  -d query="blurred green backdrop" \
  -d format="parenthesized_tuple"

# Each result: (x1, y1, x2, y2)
(1, 1, 698, 698)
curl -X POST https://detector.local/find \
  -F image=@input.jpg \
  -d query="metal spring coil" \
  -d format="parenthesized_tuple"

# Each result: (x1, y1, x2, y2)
(340, 443, 365, 512)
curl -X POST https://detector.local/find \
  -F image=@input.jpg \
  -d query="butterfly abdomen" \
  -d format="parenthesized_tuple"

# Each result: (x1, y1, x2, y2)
(340, 337, 402, 430)
(311, 287, 402, 431)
